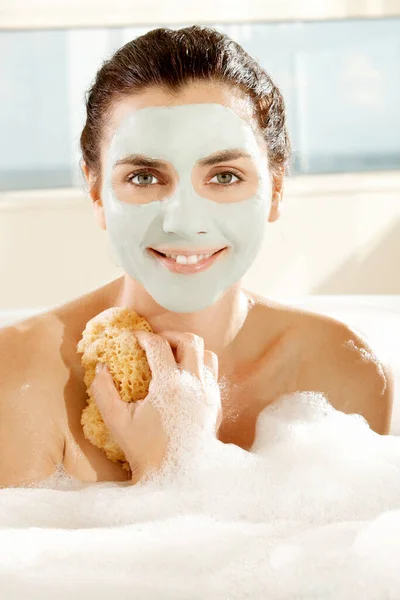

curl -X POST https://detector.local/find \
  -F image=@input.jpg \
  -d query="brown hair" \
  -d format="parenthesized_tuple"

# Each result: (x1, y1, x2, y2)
(80, 25, 291, 188)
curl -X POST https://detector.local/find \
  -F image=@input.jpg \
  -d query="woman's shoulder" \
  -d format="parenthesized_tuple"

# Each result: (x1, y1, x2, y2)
(0, 280, 115, 388)
(247, 291, 394, 434)
(247, 289, 380, 351)
(0, 307, 75, 419)
(0, 308, 58, 376)
(0, 276, 123, 355)
(246, 289, 361, 348)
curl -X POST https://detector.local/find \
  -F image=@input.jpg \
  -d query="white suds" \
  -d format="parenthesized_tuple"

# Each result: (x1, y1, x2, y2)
(1, 385, 400, 599)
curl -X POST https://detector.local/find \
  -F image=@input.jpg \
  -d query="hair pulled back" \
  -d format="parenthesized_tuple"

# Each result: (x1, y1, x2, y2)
(80, 25, 291, 187)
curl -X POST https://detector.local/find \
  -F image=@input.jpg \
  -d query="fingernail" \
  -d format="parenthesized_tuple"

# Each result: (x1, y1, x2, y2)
(132, 330, 146, 342)
(96, 362, 104, 374)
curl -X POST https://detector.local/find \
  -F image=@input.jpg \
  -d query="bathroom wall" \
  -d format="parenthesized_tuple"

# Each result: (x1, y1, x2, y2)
(2, 0, 399, 28)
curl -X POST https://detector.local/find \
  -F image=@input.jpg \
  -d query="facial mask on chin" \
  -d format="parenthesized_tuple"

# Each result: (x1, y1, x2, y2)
(102, 103, 271, 313)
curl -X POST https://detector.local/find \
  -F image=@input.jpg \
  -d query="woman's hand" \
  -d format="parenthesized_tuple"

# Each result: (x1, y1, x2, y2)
(89, 330, 223, 483)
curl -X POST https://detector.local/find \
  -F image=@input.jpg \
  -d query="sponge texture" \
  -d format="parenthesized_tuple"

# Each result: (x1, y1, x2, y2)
(76, 307, 153, 471)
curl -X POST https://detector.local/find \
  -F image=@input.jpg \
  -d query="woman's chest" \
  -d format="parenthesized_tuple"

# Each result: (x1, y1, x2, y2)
(61, 342, 303, 482)
(216, 354, 302, 450)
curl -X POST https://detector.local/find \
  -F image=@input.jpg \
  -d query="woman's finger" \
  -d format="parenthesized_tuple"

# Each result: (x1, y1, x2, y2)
(157, 330, 204, 381)
(203, 350, 218, 381)
(131, 330, 177, 379)
(89, 363, 133, 430)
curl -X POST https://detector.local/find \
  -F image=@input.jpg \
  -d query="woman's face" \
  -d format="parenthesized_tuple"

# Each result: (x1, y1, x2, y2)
(92, 83, 279, 313)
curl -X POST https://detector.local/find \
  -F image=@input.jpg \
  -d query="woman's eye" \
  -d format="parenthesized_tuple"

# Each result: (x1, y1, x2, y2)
(209, 171, 242, 186)
(127, 172, 159, 186)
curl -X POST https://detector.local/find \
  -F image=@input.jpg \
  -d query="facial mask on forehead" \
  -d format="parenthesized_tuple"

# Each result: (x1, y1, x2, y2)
(102, 103, 271, 313)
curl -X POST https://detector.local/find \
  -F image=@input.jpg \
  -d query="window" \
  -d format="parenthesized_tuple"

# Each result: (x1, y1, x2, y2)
(1, 18, 399, 191)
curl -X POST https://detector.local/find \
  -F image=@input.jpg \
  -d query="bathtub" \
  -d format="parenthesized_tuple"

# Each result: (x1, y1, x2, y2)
(0, 295, 400, 599)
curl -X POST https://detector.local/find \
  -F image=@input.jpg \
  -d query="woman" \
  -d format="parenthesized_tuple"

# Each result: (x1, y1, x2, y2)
(0, 26, 393, 488)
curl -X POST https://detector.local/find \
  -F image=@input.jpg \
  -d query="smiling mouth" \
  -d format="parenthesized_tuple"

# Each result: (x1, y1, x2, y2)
(147, 246, 229, 274)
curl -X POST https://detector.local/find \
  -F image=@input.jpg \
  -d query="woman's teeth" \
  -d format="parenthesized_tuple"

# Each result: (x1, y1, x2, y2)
(163, 252, 214, 265)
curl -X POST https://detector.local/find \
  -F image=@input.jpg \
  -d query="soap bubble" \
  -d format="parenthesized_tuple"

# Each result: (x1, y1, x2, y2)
(2, 390, 400, 599)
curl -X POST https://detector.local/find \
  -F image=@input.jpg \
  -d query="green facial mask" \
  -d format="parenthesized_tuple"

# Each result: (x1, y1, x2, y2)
(102, 103, 271, 313)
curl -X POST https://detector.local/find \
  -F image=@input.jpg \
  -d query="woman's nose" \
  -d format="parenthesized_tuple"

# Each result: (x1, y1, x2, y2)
(162, 193, 209, 238)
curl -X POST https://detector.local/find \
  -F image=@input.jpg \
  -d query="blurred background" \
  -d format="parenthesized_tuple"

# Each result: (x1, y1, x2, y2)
(0, 0, 400, 309)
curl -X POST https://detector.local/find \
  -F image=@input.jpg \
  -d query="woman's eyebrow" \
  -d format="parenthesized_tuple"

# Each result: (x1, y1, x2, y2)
(113, 149, 252, 169)
(196, 149, 252, 167)
(113, 154, 167, 169)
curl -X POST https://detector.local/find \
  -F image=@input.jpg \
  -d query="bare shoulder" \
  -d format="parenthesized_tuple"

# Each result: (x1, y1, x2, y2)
(0, 273, 123, 374)
(300, 310, 393, 435)
(247, 291, 394, 435)
(0, 310, 63, 388)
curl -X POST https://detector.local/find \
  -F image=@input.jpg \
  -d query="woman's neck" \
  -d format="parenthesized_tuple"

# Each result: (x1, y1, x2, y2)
(113, 275, 251, 357)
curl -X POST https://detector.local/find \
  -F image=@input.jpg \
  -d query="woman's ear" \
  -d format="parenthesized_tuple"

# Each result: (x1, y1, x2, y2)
(268, 167, 285, 223)
(81, 160, 107, 231)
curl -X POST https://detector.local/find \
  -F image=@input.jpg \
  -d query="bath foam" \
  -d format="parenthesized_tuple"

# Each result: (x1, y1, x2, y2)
(2, 390, 400, 598)
(143, 365, 223, 484)
(77, 307, 153, 471)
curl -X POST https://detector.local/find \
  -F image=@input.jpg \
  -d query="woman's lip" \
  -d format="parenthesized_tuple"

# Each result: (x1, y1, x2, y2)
(149, 247, 225, 256)
(147, 247, 229, 274)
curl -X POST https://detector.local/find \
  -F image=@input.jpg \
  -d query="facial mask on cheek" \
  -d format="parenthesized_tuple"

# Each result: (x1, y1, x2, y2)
(102, 103, 271, 313)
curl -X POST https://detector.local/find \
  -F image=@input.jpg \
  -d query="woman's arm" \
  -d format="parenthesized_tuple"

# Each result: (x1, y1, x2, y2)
(0, 328, 65, 488)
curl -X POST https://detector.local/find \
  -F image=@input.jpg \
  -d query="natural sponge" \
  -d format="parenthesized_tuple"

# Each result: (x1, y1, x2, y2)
(76, 307, 153, 472)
